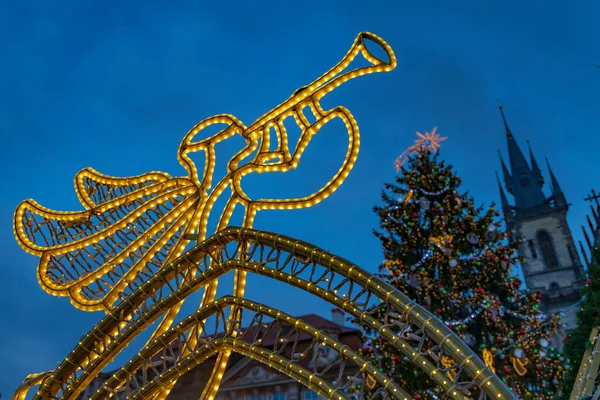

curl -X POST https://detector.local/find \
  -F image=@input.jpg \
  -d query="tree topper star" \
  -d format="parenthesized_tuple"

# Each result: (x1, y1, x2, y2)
(394, 127, 447, 171)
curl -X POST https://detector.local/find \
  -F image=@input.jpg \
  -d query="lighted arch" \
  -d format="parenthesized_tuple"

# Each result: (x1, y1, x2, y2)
(88, 296, 409, 400)
(24, 228, 514, 400)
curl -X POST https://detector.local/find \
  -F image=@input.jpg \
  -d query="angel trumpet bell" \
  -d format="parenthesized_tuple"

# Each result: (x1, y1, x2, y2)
(247, 31, 397, 134)
(178, 32, 397, 184)
(250, 32, 396, 165)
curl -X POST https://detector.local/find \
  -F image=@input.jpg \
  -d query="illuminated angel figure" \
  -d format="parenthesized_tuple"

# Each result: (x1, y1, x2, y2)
(394, 127, 447, 171)
(14, 33, 396, 340)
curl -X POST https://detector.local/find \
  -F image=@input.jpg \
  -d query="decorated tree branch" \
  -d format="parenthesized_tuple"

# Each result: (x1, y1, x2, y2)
(356, 129, 568, 399)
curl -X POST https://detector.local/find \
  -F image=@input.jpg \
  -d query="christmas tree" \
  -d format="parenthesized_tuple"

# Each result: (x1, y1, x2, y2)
(356, 130, 568, 399)
(560, 245, 600, 399)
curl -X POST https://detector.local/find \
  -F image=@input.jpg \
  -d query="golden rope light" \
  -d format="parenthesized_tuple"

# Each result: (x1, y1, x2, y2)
(13, 32, 396, 399)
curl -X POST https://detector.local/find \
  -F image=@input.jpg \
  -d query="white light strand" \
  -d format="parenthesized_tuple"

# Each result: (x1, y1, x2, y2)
(444, 305, 484, 326)
(424, 389, 441, 400)
(443, 304, 546, 326)
(458, 245, 489, 261)
(418, 186, 450, 197)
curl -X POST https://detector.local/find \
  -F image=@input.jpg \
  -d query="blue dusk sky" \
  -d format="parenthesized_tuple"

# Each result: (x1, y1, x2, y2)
(0, 0, 598, 396)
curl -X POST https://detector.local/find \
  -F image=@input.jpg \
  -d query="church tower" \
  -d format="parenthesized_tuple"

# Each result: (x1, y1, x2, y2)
(496, 105, 585, 330)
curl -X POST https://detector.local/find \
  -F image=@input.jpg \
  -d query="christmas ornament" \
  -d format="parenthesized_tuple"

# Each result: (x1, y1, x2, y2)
(405, 189, 414, 204)
(448, 258, 458, 268)
(482, 348, 496, 373)
(513, 357, 529, 376)
(485, 225, 498, 241)
(429, 234, 453, 251)
(514, 348, 524, 358)
(466, 233, 479, 245)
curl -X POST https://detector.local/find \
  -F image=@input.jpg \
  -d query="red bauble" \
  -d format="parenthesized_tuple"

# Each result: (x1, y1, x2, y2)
(504, 367, 511, 374)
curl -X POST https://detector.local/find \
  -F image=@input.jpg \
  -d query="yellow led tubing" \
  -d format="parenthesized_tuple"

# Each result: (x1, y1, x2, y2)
(32, 229, 513, 400)
(87, 296, 409, 400)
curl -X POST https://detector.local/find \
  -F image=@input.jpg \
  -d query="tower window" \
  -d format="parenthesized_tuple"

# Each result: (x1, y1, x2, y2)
(528, 240, 537, 259)
(536, 230, 558, 269)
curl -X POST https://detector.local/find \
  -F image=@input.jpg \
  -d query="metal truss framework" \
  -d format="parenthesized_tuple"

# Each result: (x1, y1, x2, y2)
(14, 228, 516, 400)
(570, 327, 600, 400)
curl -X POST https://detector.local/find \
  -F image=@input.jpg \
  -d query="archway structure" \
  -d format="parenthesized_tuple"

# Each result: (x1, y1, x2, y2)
(14, 228, 516, 400)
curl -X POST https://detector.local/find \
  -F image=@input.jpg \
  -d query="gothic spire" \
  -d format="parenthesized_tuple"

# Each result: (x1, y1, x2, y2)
(545, 157, 567, 208)
(498, 105, 547, 209)
(496, 171, 511, 209)
(527, 140, 544, 187)
(579, 240, 591, 267)
(497, 150, 513, 195)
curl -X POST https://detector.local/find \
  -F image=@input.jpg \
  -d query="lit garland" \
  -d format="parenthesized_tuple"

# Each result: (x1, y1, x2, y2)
(443, 302, 547, 327)
(418, 186, 450, 196)
(11, 32, 398, 400)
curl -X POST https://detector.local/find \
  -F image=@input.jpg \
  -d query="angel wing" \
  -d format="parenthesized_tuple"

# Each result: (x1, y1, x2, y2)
(14, 168, 200, 312)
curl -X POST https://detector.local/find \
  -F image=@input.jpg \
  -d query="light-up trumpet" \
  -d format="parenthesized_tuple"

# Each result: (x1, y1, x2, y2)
(12, 32, 396, 400)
